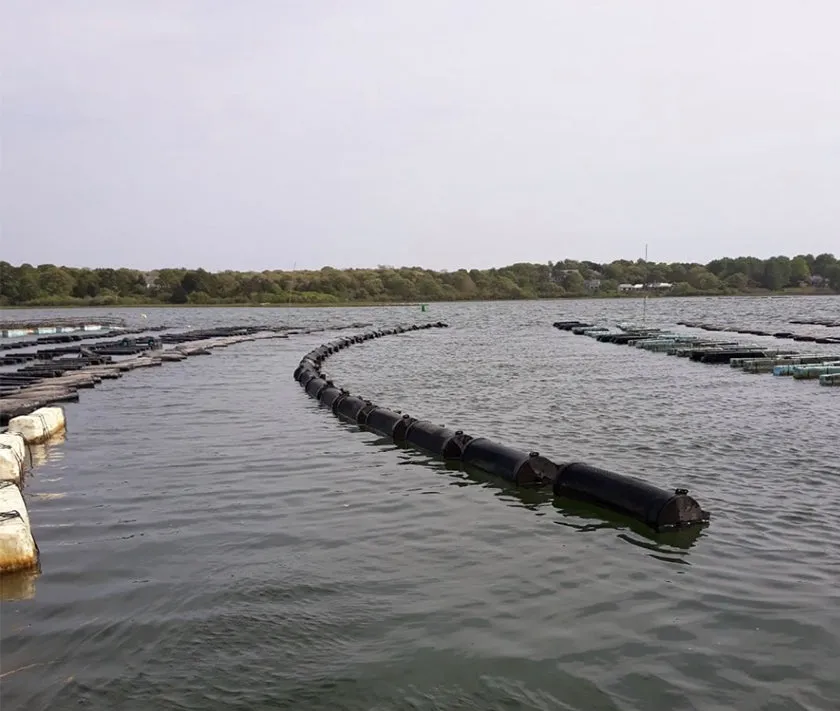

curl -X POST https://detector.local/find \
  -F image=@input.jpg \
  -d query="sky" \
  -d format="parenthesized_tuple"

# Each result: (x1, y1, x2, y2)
(1, 0, 839, 272)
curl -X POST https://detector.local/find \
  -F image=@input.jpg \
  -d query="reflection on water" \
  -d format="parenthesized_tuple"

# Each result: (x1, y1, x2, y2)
(391, 433, 707, 560)
(0, 567, 39, 602)
(1, 298, 839, 711)
(26, 433, 66, 470)
(552, 497, 706, 554)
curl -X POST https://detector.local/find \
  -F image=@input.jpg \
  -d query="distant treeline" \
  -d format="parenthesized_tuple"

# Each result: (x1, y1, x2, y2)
(1, 254, 838, 307)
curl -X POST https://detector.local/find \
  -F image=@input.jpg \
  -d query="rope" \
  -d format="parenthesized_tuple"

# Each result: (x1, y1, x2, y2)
(35, 412, 50, 441)
(0, 440, 25, 469)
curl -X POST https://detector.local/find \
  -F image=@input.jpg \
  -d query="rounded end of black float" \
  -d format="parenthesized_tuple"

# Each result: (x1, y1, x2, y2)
(654, 493, 710, 531)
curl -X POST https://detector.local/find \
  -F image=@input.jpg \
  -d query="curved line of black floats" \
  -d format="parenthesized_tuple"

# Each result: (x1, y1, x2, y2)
(294, 323, 710, 532)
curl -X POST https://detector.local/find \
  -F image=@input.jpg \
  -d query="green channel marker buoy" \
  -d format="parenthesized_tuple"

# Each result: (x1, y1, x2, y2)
(421, 303, 428, 312)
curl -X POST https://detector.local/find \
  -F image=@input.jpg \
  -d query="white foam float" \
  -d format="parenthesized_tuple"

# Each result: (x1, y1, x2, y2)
(0, 433, 27, 484)
(8, 406, 67, 444)
(0, 481, 38, 574)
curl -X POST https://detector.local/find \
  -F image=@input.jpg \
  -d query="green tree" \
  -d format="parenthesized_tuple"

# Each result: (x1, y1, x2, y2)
(170, 285, 189, 303)
(452, 270, 477, 297)
(789, 256, 811, 285)
(416, 273, 444, 299)
(725, 272, 749, 290)
(686, 267, 720, 291)
(824, 264, 840, 291)
(813, 253, 837, 278)
(381, 272, 414, 299)
(0, 252, 838, 306)
(153, 269, 186, 299)
(562, 271, 586, 294)
(762, 257, 792, 291)
(72, 270, 101, 298)
(16, 272, 41, 301)
(38, 266, 75, 296)
(181, 269, 215, 295)
(0, 262, 19, 302)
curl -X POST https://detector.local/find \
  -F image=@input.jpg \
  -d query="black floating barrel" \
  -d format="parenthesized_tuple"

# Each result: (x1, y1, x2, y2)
(364, 408, 416, 441)
(335, 395, 374, 424)
(299, 369, 320, 387)
(304, 377, 329, 399)
(404, 420, 474, 459)
(553, 462, 709, 531)
(318, 385, 347, 411)
(294, 361, 318, 381)
(356, 402, 377, 425)
(461, 438, 557, 486)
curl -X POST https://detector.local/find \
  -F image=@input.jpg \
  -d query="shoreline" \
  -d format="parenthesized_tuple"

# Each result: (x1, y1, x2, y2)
(1, 290, 838, 310)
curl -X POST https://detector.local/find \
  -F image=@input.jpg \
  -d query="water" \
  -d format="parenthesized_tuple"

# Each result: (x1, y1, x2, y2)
(1, 297, 839, 711)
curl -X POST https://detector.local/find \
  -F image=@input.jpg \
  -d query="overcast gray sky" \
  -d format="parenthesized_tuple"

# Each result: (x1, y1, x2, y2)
(2, 1, 838, 272)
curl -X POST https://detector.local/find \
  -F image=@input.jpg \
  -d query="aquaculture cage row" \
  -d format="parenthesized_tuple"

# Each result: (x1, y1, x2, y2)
(553, 321, 840, 387)
(789, 318, 840, 327)
(0, 325, 171, 353)
(0, 317, 128, 340)
(0, 327, 295, 425)
(294, 323, 710, 532)
(1, 321, 383, 584)
(675, 321, 840, 345)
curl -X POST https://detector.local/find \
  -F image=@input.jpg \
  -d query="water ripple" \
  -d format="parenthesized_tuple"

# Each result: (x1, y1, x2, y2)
(2, 299, 839, 711)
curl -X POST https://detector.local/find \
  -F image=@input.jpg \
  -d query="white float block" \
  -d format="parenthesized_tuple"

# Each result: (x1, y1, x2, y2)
(0, 481, 37, 574)
(8, 406, 67, 444)
(0, 433, 27, 484)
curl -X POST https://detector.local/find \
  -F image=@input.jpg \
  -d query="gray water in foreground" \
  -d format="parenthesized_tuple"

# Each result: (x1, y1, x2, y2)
(1, 297, 839, 711)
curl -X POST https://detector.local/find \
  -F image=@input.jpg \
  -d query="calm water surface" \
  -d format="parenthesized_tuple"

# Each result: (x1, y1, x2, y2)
(1, 297, 839, 710)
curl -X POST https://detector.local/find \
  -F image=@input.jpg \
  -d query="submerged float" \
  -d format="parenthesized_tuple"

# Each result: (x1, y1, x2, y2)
(294, 323, 710, 532)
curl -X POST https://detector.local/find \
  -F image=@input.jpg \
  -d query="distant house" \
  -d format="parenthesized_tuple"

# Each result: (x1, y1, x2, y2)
(584, 279, 602, 290)
(810, 275, 826, 286)
(618, 282, 672, 292)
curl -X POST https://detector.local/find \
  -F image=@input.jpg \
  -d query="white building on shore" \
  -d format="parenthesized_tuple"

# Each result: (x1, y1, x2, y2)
(618, 282, 673, 292)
